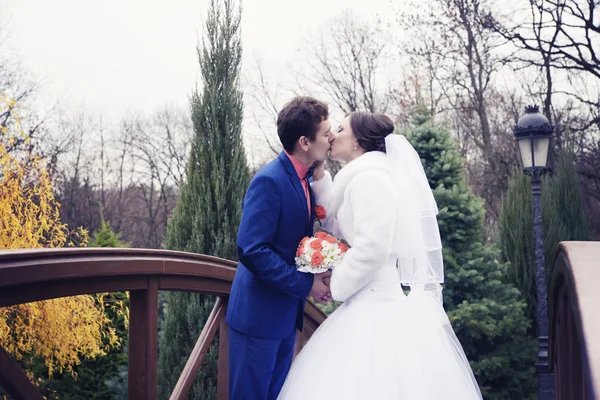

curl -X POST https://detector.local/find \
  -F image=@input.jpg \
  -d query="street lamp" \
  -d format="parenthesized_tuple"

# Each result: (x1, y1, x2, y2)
(514, 104, 554, 400)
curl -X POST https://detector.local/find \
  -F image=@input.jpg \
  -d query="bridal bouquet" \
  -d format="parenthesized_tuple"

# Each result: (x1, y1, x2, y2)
(295, 231, 348, 273)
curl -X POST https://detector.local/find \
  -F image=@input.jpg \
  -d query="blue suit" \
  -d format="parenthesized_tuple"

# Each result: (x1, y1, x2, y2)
(226, 152, 316, 400)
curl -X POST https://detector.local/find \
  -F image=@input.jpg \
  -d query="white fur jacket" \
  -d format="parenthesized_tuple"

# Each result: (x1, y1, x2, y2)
(311, 151, 400, 302)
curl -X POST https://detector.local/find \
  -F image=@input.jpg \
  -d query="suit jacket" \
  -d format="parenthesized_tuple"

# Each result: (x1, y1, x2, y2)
(226, 152, 316, 339)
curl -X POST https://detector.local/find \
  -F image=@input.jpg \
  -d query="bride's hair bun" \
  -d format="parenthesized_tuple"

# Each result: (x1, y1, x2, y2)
(348, 111, 395, 153)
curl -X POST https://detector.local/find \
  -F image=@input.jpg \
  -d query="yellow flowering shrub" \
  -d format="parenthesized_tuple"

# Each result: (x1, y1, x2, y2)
(0, 94, 122, 376)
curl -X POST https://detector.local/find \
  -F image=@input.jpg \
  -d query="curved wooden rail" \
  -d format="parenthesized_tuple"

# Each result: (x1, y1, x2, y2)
(550, 242, 600, 400)
(0, 248, 327, 400)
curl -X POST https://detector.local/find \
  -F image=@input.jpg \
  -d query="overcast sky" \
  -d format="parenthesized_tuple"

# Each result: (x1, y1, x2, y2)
(3, 0, 394, 118)
(10, 0, 584, 166)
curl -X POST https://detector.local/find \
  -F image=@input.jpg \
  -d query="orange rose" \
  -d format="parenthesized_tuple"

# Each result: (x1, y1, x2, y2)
(311, 252, 324, 266)
(296, 245, 304, 257)
(300, 236, 310, 246)
(338, 242, 348, 253)
(324, 236, 337, 244)
(315, 205, 327, 220)
(315, 232, 327, 239)
(310, 240, 323, 251)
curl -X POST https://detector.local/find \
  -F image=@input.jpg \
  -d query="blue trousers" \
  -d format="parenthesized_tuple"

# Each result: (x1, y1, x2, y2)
(228, 326, 296, 400)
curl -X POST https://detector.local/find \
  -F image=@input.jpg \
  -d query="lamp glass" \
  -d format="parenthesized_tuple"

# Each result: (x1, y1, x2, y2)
(518, 136, 550, 168)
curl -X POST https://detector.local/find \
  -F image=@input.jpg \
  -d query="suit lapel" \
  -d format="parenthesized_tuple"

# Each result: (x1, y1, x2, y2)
(290, 175, 309, 221)
(307, 181, 316, 235)
(278, 152, 309, 223)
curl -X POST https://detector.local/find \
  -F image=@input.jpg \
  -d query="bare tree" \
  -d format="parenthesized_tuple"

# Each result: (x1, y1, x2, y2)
(488, 0, 600, 150)
(398, 0, 522, 230)
(105, 115, 138, 235)
(390, 56, 449, 130)
(53, 111, 103, 234)
(490, 0, 599, 86)
(145, 105, 193, 187)
(128, 107, 192, 248)
(401, 0, 506, 174)
(98, 106, 193, 248)
(246, 57, 344, 175)
(488, 0, 600, 231)
(245, 58, 284, 157)
(38, 107, 95, 181)
(299, 11, 393, 115)
(248, 11, 392, 174)
(0, 23, 57, 158)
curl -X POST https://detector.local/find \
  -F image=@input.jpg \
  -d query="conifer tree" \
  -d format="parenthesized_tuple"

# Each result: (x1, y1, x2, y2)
(404, 108, 536, 399)
(157, 1, 250, 398)
(500, 150, 589, 329)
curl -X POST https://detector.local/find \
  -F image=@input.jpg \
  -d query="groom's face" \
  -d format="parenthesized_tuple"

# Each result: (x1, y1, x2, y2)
(304, 120, 333, 162)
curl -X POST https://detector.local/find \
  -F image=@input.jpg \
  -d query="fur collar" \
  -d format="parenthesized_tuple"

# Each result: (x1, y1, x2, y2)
(329, 151, 391, 215)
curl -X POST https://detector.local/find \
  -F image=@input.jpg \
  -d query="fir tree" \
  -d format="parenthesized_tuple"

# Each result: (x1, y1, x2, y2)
(90, 216, 131, 248)
(404, 108, 536, 399)
(157, 0, 250, 399)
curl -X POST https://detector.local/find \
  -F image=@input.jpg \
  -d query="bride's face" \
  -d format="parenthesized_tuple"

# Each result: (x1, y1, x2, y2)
(329, 116, 358, 163)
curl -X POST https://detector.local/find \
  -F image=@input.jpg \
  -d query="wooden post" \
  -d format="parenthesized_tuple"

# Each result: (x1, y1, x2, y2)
(128, 278, 159, 400)
(217, 314, 230, 400)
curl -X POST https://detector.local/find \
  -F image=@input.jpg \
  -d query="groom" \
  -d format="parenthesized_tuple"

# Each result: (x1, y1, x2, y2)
(226, 96, 333, 400)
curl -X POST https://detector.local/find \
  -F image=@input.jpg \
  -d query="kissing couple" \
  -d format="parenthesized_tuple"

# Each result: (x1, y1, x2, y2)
(226, 96, 483, 400)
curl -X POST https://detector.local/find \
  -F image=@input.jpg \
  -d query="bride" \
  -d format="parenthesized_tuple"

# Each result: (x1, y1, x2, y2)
(277, 112, 482, 399)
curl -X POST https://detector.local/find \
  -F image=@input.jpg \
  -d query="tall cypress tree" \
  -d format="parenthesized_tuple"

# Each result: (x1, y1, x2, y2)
(498, 172, 536, 323)
(157, 1, 250, 398)
(403, 108, 536, 400)
(541, 150, 590, 275)
(499, 150, 589, 330)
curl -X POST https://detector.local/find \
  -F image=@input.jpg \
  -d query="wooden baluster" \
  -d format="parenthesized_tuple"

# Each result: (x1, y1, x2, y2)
(0, 347, 44, 400)
(170, 296, 226, 400)
(217, 314, 230, 400)
(129, 278, 159, 400)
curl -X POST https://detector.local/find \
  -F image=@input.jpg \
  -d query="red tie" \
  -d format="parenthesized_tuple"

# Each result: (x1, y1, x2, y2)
(301, 177, 311, 221)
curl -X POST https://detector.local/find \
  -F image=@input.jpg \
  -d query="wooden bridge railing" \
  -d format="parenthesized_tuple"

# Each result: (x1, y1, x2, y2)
(0, 248, 327, 400)
(550, 241, 600, 400)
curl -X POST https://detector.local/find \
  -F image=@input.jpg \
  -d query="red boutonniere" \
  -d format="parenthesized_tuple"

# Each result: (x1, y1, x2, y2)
(315, 205, 326, 227)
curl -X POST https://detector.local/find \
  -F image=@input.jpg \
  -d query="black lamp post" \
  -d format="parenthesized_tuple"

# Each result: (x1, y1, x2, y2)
(514, 105, 555, 400)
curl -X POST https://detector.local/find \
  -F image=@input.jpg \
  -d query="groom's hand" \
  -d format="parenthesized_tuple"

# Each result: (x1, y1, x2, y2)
(312, 160, 326, 181)
(309, 271, 332, 304)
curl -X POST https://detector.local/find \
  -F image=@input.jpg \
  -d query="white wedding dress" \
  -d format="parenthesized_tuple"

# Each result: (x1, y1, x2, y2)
(278, 137, 482, 400)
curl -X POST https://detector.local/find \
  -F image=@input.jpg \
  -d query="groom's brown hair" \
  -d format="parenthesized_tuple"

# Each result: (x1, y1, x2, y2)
(277, 96, 329, 153)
